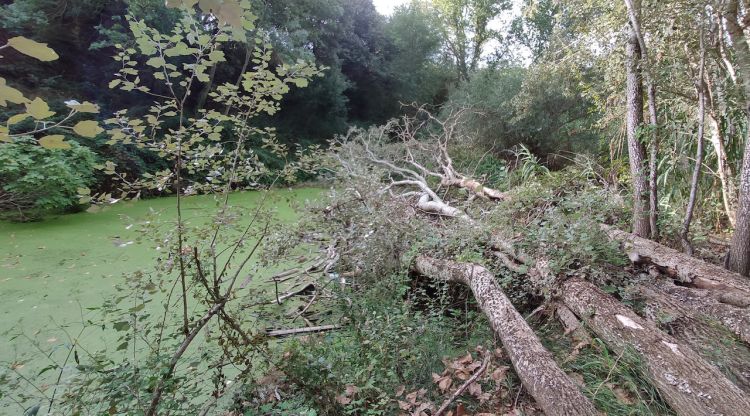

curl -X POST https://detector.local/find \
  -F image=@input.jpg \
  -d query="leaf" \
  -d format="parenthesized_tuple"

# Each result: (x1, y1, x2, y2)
(7, 36, 59, 61)
(109, 79, 122, 89)
(0, 77, 28, 106)
(73, 120, 103, 138)
(25, 97, 55, 120)
(292, 78, 309, 88)
(208, 50, 225, 62)
(467, 382, 482, 397)
(7, 113, 30, 125)
(438, 376, 452, 392)
(146, 56, 166, 68)
(198, 0, 221, 13)
(0, 126, 9, 142)
(217, 1, 243, 29)
(38, 135, 70, 149)
(491, 366, 509, 382)
(68, 101, 100, 113)
(334, 394, 351, 405)
(113, 321, 130, 331)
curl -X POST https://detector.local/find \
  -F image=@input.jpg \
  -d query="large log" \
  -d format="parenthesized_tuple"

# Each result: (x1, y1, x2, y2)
(636, 283, 750, 393)
(644, 279, 750, 345)
(562, 278, 750, 416)
(602, 224, 750, 298)
(413, 256, 598, 416)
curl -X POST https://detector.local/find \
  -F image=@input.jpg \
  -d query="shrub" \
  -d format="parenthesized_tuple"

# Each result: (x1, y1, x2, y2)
(0, 136, 96, 220)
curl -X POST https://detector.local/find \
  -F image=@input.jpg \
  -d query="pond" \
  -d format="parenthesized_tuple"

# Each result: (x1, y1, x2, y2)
(0, 187, 322, 412)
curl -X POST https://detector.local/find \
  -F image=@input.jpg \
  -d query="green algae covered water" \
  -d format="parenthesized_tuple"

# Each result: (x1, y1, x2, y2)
(0, 188, 322, 412)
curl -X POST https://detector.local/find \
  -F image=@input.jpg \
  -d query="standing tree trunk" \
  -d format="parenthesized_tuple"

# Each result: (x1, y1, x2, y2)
(624, 0, 659, 239)
(625, 13, 651, 238)
(681, 33, 707, 255)
(412, 256, 599, 416)
(724, 0, 750, 276)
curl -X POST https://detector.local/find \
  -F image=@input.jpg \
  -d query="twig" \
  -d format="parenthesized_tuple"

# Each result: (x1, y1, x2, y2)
(434, 349, 491, 416)
(592, 348, 626, 399)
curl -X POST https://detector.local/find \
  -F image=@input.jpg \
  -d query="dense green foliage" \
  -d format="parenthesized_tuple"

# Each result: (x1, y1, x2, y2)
(0, 136, 96, 220)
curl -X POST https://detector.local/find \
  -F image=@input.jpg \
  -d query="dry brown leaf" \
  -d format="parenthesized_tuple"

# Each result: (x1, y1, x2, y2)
(398, 400, 412, 410)
(413, 402, 435, 414)
(468, 382, 483, 397)
(395, 385, 406, 397)
(335, 394, 351, 405)
(345, 385, 359, 396)
(417, 388, 427, 397)
(458, 352, 473, 364)
(611, 384, 636, 405)
(438, 376, 453, 392)
(569, 372, 586, 387)
(406, 391, 418, 404)
(494, 348, 504, 358)
(455, 370, 469, 380)
(432, 372, 442, 383)
(455, 403, 467, 416)
(466, 361, 482, 372)
(491, 366, 510, 382)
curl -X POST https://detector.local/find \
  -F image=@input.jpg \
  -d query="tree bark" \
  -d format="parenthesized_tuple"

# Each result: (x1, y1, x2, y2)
(625, 11, 651, 238)
(602, 224, 750, 298)
(412, 256, 599, 416)
(561, 278, 750, 416)
(724, 0, 750, 276)
(637, 278, 750, 348)
(624, 0, 659, 239)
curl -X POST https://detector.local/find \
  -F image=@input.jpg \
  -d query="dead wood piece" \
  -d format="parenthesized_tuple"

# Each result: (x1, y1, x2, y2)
(413, 256, 598, 416)
(276, 283, 316, 304)
(555, 304, 592, 363)
(562, 277, 750, 416)
(266, 324, 340, 337)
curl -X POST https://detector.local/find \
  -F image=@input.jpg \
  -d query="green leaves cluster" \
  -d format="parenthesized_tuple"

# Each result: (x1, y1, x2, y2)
(1, 36, 102, 149)
(0, 136, 97, 220)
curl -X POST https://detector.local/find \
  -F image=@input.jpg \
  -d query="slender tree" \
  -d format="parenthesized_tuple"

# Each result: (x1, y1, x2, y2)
(681, 24, 706, 255)
(623, 0, 659, 239)
(624, 2, 651, 238)
(723, 0, 750, 276)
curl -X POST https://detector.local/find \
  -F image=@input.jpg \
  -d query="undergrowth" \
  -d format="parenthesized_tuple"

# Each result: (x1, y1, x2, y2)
(275, 272, 499, 415)
(535, 319, 675, 416)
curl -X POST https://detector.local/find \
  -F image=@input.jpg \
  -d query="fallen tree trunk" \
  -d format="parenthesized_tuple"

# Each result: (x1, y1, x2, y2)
(636, 283, 750, 393)
(640, 278, 750, 345)
(413, 256, 598, 416)
(602, 224, 750, 298)
(562, 277, 750, 415)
